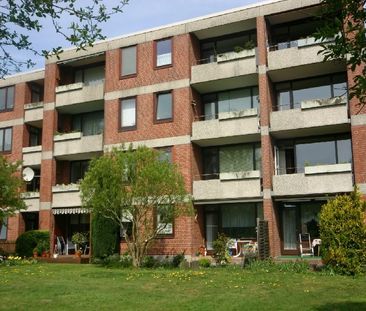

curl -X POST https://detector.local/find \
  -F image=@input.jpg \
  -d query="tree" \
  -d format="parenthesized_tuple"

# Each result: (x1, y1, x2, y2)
(319, 189, 366, 275)
(0, 155, 26, 233)
(80, 146, 192, 267)
(315, 0, 366, 108)
(0, 0, 129, 77)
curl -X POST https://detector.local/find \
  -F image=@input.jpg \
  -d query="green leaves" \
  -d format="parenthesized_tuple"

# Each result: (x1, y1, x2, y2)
(0, 155, 26, 223)
(316, 0, 366, 107)
(0, 0, 129, 77)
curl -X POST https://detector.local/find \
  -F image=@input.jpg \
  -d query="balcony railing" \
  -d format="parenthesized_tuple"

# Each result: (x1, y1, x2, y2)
(52, 184, 81, 208)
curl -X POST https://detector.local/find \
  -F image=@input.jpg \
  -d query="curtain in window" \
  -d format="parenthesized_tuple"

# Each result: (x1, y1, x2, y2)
(219, 145, 254, 173)
(122, 99, 136, 127)
(221, 204, 256, 228)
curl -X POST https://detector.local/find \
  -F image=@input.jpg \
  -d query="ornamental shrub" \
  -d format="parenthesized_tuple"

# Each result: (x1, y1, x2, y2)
(92, 214, 120, 259)
(15, 230, 49, 257)
(212, 233, 231, 265)
(319, 189, 366, 275)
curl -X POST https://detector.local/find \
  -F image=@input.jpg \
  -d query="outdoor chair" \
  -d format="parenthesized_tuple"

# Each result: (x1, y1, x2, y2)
(56, 236, 66, 255)
(299, 233, 314, 257)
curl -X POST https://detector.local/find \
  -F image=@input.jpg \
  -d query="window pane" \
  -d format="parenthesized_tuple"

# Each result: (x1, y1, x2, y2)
(221, 204, 256, 228)
(220, 144, 254, 173)
(122, 98, 136, 127)
(252, 87, 259, 109)
(4, 128, 12, 151)
(70, 162, 81, 183)
(72, 115, 82, 132)
(337, 139, 352, 163)
(82, 111, 104, 136)
(158, 148, 172, 163)
(293, 76, 331, 106)
(229, 88, 252, 111)
(0, 129, 3, 151)
(83, 66, 104, 85)
(276, 82, 291, 110)
(218, 92, 230, 113)
(157, 39, 172, 66)
(156, 93, 172, 120)
(0, 88, 6, 110)
(122, 46, 136, 76)
(296, 140, 336, 172)
(75, 70, 83, 83)
(0, 218, 7, 239)
(203, 148, 219, 179)
(6, 86, 14, 109)
(255, 144, 261, 171)
(333, 74, 347, 97)
(203, 94, 216, 120)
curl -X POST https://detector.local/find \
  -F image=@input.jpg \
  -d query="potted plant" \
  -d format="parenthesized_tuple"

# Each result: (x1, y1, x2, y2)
(71, 232, 88, 258)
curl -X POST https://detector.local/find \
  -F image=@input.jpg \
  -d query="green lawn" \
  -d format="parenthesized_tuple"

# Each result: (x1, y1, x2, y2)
(0, 263, 365, 311)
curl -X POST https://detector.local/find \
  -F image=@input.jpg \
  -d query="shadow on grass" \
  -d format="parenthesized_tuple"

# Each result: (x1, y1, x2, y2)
(315, 302, 366, 311)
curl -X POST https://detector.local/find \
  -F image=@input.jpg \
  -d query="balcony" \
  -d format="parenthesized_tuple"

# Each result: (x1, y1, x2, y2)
(270, 97, 349, 138)
(55, 81, 104, 108)
(21, 192, 40, 212)
(267, 38, 344, 81)
(24, 102, 43, 124)
(193, 170, 261, 201)
(22, 146, 42, 166)
(192, 108, 260, 146)
(191, 50, 257, 93)
(272, 163, 353, 197)
(53, 132, 103, 160)
(52, 184, 81, 208)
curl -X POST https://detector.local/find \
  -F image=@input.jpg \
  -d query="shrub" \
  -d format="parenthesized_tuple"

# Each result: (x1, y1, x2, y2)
(92, 214, 120, 259)
(0, 256, 37, 266)
(198, 258, 211, 268)
(35, 240, 50, 256)
(212, 233, 230, 265)
(172, 252, 185, 268)
(15, 230, 49, 258)
(142, 256, 159, 268)
(319, 189, 366, 275)
(100, 253, 133, 268)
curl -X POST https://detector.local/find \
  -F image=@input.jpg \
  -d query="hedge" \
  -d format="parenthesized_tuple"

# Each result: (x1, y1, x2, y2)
(92, 214, 120, 258)
(15, 230, 50, 257)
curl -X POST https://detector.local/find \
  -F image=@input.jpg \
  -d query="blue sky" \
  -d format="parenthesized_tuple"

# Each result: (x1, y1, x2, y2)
(18, 0, 259, 69)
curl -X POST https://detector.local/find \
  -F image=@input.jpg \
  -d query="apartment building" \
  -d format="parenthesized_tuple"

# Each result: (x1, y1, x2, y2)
(1, 0, 364, 258)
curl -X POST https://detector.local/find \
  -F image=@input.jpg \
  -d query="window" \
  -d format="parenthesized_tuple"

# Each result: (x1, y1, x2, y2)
(275, 73, 347, 110)
(0, 86, 14, 111)
(0, 127, 12, 152)
(120, 97, 136, 130)
(26, 169, 41, 192)
(200, 30, 257, 63)
(156, 38, 172, 67)
(157, 147, 172, 163)
(204, 203, 263, 249)
(70, 160, 90, 183)
(74, 66, 104, 85)
(72, 111, 104, 136)
(0, 218, 7, 240)
(155, 92, 172, 122)
(276, 135, 352, 174)
(29, 126, 42, 147)
(203, 143, 261, 179)
(203, 86, 259, 120)
(121, 46, 137, 77)
(156, 205, 173, 235)
(30, 84, 43, 103)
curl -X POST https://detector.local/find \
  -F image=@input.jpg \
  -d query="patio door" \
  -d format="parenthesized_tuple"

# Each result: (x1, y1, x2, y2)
(205, 212, 218, 251)
(281, 205, 298, 254)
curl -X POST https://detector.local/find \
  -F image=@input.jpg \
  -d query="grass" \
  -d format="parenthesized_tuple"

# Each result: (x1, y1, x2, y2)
(0, 263, 366, 310)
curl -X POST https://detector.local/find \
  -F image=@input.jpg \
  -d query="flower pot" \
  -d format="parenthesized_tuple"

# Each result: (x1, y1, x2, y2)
(75, 251, 82, 258)
(33, 252, 38, 258)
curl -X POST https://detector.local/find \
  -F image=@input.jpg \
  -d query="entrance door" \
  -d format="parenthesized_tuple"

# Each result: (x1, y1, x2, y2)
(205, 212, 218, 251)
(282, 205, 298, 254)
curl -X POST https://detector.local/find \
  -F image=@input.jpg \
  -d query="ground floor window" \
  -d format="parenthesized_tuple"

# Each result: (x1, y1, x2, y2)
(280, 201, 322, 254)
(22, 212, 39, 232)
(204, 203, 263, 250)
(0, 218, 7, 240)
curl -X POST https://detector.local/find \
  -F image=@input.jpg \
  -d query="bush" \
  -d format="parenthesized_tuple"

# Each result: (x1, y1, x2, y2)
(92, 214, 120, 259)
(319, 189, 366, 275)
(142, 256, 160, 268)
(100, 253, 133, 268)
(198, 258, 211, 268)
(15, 230, 49, 258)
(0, 256, 37, 266)
(212, 233, 230, 265)
(172, 252, 185, 268)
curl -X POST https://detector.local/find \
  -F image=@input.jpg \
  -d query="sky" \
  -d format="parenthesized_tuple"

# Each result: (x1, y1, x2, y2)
(13, 0, 261, 70)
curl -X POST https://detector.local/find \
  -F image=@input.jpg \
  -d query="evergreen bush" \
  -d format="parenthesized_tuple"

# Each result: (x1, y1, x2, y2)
(319, 189, 366, 275)
(92, 214, 120, 259)
(15, 230, 49, 257)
